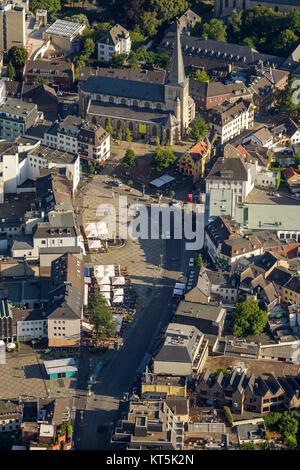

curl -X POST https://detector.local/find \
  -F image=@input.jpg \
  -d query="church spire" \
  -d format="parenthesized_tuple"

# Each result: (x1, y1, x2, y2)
(167, 21, 185, 85)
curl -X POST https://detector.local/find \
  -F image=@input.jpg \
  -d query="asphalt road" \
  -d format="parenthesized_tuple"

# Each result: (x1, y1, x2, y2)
(75, 213, 190, 450)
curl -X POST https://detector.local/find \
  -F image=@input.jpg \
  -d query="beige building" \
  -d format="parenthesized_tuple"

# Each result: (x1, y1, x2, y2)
(0, 3, 25, 52)
(43, 19, 85, 56)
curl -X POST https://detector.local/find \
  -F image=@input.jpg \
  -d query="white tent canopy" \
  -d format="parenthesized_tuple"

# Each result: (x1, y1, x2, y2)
(99, 284, 111, 292)
(84, 222, 98, 238)
(88, 239, 102, 249)
(113, 288, 124, 297)
(96, 276, 111, 285)
(113, 295, 124, 304)
(84, 222, 109, 239)
(150, 174, 175, 188)
(111, 276, 125, 285)
(102, 292, 111, 300)
(95, 221, 109, 237)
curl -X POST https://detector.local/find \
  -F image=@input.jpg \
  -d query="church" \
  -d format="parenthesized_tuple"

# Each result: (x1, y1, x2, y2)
(79, 24, 195, 145)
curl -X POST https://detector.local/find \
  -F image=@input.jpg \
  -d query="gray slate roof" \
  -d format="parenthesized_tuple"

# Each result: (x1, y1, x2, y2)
(81, 75, 165, 102)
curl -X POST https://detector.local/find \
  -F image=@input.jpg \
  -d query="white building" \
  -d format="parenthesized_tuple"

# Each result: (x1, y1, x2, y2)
(207, 99, 254, 144)
(43, 116, 110, 166)
(206, 155, 254, 203)
(0, 138, 80, 204)
(98, 24, 131, 62)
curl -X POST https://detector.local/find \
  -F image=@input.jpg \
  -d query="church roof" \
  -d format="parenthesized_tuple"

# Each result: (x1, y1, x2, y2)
(81, 75, 165, 102)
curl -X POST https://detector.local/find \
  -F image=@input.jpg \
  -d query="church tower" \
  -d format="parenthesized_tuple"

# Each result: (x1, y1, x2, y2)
(164, 22, 191, 137)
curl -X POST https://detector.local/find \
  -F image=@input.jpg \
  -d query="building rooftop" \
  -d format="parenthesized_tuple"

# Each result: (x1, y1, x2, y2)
(175, 300, 225, 323)
(206, 156, 248, 181)
(45, 19, 85, 39)
(28, 144, 77, 164)
(0, 98, 37, 117)
(82, 75, 165, 102)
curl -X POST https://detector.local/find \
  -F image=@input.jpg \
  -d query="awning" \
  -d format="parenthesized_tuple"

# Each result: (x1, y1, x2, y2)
(88, 239, 102, 249)
(96, 276, 111, 285)
(100, 284, 111, 292)
(150, 174, 175, 188)
(111, 276, 125, 285)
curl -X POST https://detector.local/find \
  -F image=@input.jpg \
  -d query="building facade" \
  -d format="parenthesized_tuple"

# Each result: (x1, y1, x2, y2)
(97, 24, 131, 62)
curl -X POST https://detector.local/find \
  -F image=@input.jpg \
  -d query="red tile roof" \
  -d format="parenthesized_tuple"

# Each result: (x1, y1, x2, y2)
(284, 166, 300, 180)
(188, 140, 209, 158)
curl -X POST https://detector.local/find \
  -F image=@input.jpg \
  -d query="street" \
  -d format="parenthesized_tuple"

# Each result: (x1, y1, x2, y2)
(74, 202, 196, 450)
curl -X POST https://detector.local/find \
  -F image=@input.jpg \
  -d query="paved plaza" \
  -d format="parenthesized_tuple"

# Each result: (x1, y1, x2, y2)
(0, 352, 80, 400)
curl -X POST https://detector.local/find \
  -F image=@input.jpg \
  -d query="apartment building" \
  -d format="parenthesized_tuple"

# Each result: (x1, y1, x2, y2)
(43, 115, 110, 166)
(179, 139, 210, 182)
(199, 368, 300, 415)
(153, 323, 209, 378)
(0, 400, 23, 433)
(111, 400, 185, 450)
(24, 60, 74, 91)
(207, 98, 254, 144)
(206, 156, 254, 203)
(189, 80, 253, 112)
(98, 24, 131, 62)
(0, 138, 80, 205)
(204, 215, 243, 263)
(0, 3, 25, 52)
(0, 99, 39, 140)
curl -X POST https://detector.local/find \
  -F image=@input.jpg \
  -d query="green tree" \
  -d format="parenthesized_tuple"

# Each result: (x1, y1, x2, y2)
(202, 19, 227, 42)
(8, 46, 28, 68)
(151, 140, 177, 173)
(278, 412, 298, 439)
(230, 301, 268, 338)
(123, 148, 137, 170)
(118, 128, 123, 142)
(130, 25, 145, 48)
(33, 76, 48, 85)
(241, 442, 257, 450)
(294, 153, 300, 167)
(196, 253, 205, 267)
(82, 37, 95, 59)
(106, 118, 114, 136)
(29, 0, 60, 14)
(140, 10, 160, 37)
(242, 37, 256, 48)
(150, 0, 188, 23)
(7, 61, 16, 81)
(264, 412, 282, 432)
(273, 29, 299, 56)
(285, 435, 297, 450)
(126, 128, 133, 143)
(69, 14, 89, 26)
(109, 52, 127, 68)
(190, 114, 209, 142)
(192, 69, 211, 82)
(88, 290, 116, 340)
(127, 51, 140, 69)
(190, 19, 202, 37)
(275, 78, 300, 121)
